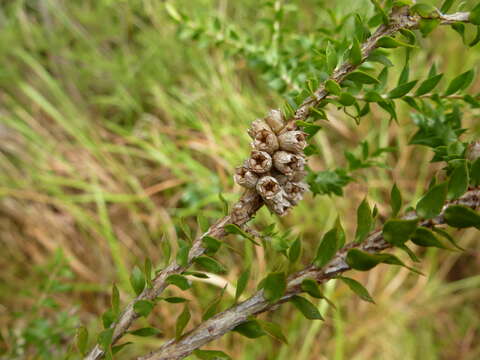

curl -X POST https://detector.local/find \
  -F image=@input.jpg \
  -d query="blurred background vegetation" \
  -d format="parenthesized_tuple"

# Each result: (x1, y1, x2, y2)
(0, 0, 479, 359)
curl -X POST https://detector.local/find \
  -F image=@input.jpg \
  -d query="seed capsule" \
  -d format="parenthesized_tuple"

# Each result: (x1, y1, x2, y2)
(234, 162, 259, 189)
(249, 151, 273, 173)
(284, 181, 309, 205)
(248, 119, 272, 139)
(278, 131, 307, 153)
(252, 129, 279, 154)
(273, 151, 305, 176)
(256, 176, 291, 215)
(265, 109, 285, 134)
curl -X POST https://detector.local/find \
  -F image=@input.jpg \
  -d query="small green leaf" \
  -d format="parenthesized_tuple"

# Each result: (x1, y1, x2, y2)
(432, 227, 465, 250)
(325, 79, 342, 95)
(262, 272, 286, 303)
(346, 249, 420, 273)
(102, 308, 116, 329)
(144, 259, 153, 289)
(175, 305, 191, 340)
(364, 91, 383, 102)
(445, 69, 475, 95)
(344, 71, 379, 85)
(165, 3, 182, 22)
(233, 320, 266, 338)
(444, 205, 480, 228)
(129, 327, 162, 337)
(355, 198, 372, 243)
(411, 227, 446, 248)
(133, 300, 154, 317)
(388, 80, 418, 98)
(290, 295, 324, 320)
(416, 182, 448, 219)
(314, 228, 338, 267)
(470, 158, 480, 186)
(411, 3, 437, 17)
(440, 0, 454, 13)
(76, 326, 88, 356)
(98, 328, 114, 351)
(391, 184, 402, 217)
(326, 41, 338, 73)
(339, 276, 375, 303)
(349, 38, 362, 65)
(471, 3, 480, 26)
(224, 224, 259, 245)
(377, 36, 416, 48)
(202, 286, 227, 321)
(194, 256, 226, 274)
(130, 266, 145, 296)
(448, 161, 469, 200)
(202, 236, 222, 255)
(339, 92, 356, 106)
(257, 319, 288, 344)
(176, 240, 190, 267)
(163, 297, 187, 303)
(383, 219, 418, 247)
(288, 237, 302, 263)
(415, 74, 443, 96)
(166, 274, 190, 290)
(112, 342, 132, 355)
(112, 284, 120, 315)
(194, 349, 232, 360)
(197, 215, 210, 233)
(301, 279, 322, 298)
(235, 267, 250, 301)
(419, 18, 440, 36)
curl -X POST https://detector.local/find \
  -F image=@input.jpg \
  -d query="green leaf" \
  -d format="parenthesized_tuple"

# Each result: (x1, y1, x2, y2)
(432, 227, 465, 250)
(338, 92, 356, 106)
(346, 249, 420, 273)
(111, 284, 120, 316)
(197, 215, 210, 233)
(344, 71, 379, 85)
(288, 237, 302, 263)
(448, 161, 469, 200)
(296, 121, 322, 139)
(165, 3, 182, 23)
(130, 266, 145, 296)
(314, 228, 338, 267)
(290, 295, 323, 320)
(416, 182, 448, 219)
(415, 74, 443, 96)
(202, 236, 222, 255)
(471, 3, 480, 26)
(235, 267, 250, 302)
(233, 320, 266, 338)
(388, 80, 418, 98)
(166, 274, 190, 290)
(440, 0, 455, 13)
(325, 79, 342, 95)
(444, 205, 480, 228)
(129, 327, 162, 337)
(202, 286, 227, 321)
(102, 308, 116, 329)
(301, 279, 323, 298)
(98, 328, 114, 351)
(391, 184, 402, 217)
(377, 36, 416, 48)
(355, 198, 372, 243)
(144, 259, 153, 289)
(349, 38, 362, 66)
(326, 41, 338, 73)
(163, 297, 187, 303)
(176, 241, 190, 267)
(194, 256, 226, 274)
(383, 219, 418, 246)
(364, 91, 383, 102)
(411, 3, 437, 17)
(339, 276, 375, 303)
(112, 342, 132, 355)
(419, 18, 440, 36)
(411, 227, 446, 248)
(257, 320, 288, 344)
(471, 158, 480, 186)
(224, 224, 259, 245)
(194, 349, 232, 360)
(175, 305, 191, 340)
(262, 272, 286, 303)
(133, 300, 154, 317)
(76, 326, 88, 356)
(445, 70, 475, 95)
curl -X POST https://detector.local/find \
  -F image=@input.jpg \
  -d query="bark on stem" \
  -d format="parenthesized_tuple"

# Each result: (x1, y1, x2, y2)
(138, 188, 480, 360)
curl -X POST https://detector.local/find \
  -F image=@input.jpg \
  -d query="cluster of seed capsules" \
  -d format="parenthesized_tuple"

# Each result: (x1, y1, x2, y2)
(234, 109, 309, 215)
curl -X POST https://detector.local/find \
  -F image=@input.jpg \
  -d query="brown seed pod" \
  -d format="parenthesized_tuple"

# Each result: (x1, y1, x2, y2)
(248, 119, 272, 139)
(278, 131, 307, 153)
(249, 150, 273, 173)
(252, 129, 279, 154)
(290, 169, 307, 182)
(265, 109, 285, 134)
(273, 151, 305, 176)
(256, 176, 291, 215)
(284, 181, 309, 205)
(467, 140, 480, 162)
(234, 162, 259, 189)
